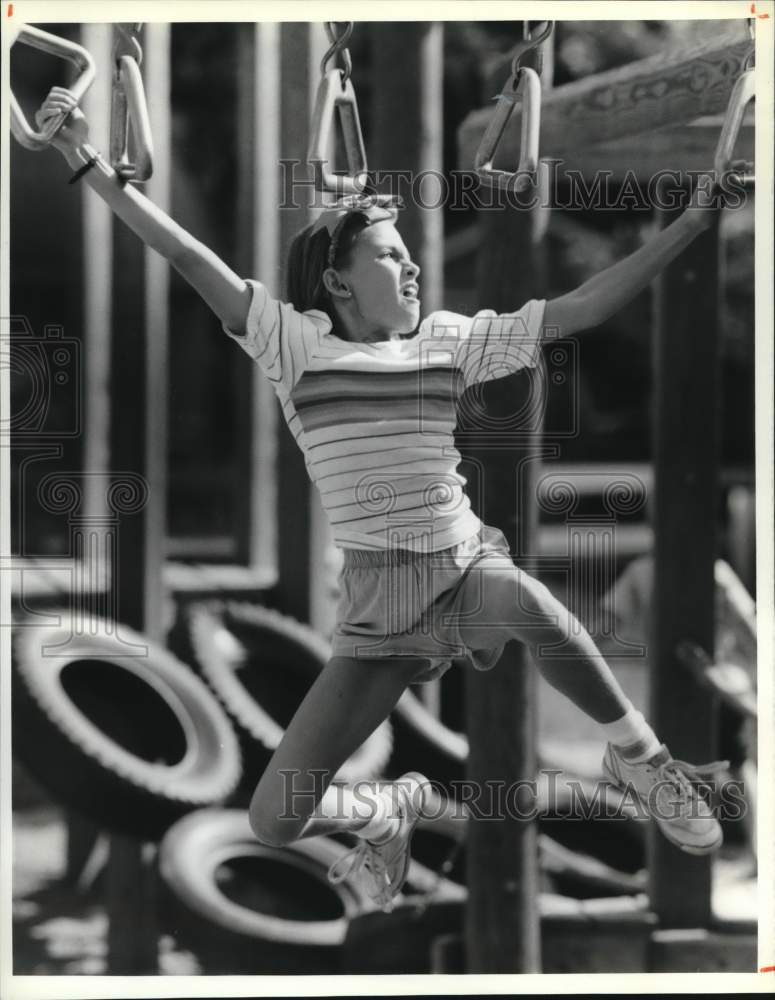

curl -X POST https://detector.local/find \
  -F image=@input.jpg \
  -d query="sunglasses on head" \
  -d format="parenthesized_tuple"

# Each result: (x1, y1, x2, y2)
(310, 193, 400, 240)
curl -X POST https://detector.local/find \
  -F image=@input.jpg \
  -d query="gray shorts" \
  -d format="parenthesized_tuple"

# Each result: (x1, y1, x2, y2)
(330, 523, 513, 683)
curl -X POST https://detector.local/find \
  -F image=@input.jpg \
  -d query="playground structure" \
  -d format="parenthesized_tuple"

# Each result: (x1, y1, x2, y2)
(7, 17, 762, 976)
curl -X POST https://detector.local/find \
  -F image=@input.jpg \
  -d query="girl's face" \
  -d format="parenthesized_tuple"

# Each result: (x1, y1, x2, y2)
(336, 221, 420, 341)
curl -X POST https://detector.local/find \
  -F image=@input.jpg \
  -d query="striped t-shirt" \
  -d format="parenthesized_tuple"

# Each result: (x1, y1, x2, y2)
(226, 281, 545, 551)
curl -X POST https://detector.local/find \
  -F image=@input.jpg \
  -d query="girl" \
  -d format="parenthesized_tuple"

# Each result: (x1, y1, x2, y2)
(37, 86, 729, 913)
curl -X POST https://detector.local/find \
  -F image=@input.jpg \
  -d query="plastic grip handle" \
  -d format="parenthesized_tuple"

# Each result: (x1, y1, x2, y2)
(110, 54, 154, 181)
(713, 69, 755, 178)
(10, 24, 96, 151)
(475, 67, 541, 192)
(308, 69, 368, 195)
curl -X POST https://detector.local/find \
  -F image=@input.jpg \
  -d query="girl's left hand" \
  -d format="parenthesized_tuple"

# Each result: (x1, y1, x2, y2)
(35, 86, 90, 160)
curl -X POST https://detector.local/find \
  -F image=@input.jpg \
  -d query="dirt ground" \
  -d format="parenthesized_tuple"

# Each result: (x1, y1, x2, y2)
(12, 801, 199, 976)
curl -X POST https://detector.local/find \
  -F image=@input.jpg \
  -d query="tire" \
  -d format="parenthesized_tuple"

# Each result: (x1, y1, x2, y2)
(12, 613, 242, 840)
(172, 601, 393, 799)
(157, 809, 375, 973)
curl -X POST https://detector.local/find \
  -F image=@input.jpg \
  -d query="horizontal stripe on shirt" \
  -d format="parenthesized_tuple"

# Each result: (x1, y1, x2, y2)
(224, 281, 545, 551)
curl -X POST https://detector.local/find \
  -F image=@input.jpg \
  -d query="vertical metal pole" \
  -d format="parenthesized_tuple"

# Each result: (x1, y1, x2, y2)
(81, 24, 113, 519)
(235, 24, 279, 573)
(142, 24, 170, 642)
(650, 209, 719, 927)
(372, 23, 444, 313)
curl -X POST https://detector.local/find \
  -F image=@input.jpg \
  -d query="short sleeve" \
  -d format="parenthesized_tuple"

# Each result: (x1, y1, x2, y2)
(420, 301, 545, 389)
(223, 280, 332, 392)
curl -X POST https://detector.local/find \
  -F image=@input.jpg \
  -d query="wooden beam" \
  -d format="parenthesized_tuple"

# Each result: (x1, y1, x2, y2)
(458, 23, 751, 174)
(649, 207, 720, 927)
(541, 121, 754, 185)
(650, 928, 757, 972)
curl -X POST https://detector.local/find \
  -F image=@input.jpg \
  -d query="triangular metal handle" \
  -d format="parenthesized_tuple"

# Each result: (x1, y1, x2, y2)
(308, 69, 368, 195)
(110, 52, 154, 181)
(714, 69, 755, 180)
(474, 67, 541, 193)
(10, 24, 96, 151)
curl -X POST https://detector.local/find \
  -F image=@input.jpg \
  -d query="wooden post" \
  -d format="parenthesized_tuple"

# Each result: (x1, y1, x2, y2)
(234, 24, 280, 573)
(105, 23, 170, 974)
(462, 34, 554, 974)
(372, 22, 444, 314)
(650, 206, 720, 927)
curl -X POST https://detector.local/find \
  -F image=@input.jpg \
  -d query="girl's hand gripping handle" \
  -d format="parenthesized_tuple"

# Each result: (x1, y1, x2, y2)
(35, 87, 91, 165)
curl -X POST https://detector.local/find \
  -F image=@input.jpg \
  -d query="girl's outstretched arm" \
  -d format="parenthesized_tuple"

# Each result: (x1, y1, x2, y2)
(39, 88, 251, 335)
(542, 181, 723, 338)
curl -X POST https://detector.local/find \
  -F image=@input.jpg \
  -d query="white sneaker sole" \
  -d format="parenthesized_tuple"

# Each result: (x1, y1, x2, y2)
(602, 760, 723, 856)
(385, 772, 430, 905)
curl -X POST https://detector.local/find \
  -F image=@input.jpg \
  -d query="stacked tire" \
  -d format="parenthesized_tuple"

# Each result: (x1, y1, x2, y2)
(12, 615, 242, 840)
(157, 809, 376, 973)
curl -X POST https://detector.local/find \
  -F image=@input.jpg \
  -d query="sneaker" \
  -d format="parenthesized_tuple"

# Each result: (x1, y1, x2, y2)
(327, 772, 431, 912)
(602, 743, 727, 855)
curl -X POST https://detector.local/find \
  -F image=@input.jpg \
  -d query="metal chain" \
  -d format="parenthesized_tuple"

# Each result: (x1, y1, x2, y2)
(114, 23, 143, 65)
(744, 17, 755, 71)
(510, 20, 554, 81)
(321, 21, 354, 83)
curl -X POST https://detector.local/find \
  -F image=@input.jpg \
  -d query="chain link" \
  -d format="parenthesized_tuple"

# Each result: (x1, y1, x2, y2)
(321, 21, 354, 83)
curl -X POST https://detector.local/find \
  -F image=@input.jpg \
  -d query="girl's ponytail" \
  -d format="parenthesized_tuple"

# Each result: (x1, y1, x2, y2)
(285, 211, 372, 317)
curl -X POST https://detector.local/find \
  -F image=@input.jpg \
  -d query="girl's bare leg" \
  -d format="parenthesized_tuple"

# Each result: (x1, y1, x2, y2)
(456, 558, 632, 723)
(455, 557, 726, 857)
(248, 654, 428, 846)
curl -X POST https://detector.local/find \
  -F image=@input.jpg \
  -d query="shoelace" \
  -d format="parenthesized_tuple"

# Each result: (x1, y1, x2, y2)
(327, 840, 393, 910)
(656, 757, 730, 801)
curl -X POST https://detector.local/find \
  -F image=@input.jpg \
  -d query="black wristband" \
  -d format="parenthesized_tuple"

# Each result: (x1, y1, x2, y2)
(68, 156, 99, 185)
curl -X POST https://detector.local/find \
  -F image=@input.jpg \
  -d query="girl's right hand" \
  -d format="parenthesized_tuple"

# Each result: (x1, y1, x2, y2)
(35, 86, 90, 160)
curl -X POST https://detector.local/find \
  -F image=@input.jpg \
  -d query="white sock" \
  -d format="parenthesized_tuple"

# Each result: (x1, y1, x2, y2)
(601, 705, 662, 762)
(354, 787, 399, 843)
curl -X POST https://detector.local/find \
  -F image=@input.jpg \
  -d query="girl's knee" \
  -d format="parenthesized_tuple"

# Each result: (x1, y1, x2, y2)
(248, 774, 307, 847)
(248, 796, 302, 848)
